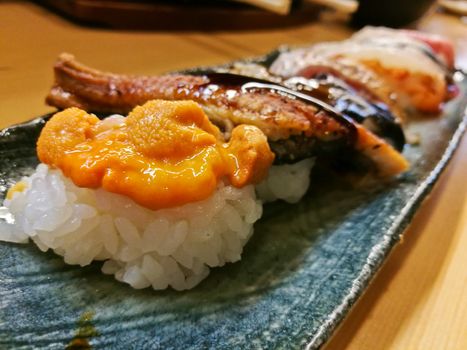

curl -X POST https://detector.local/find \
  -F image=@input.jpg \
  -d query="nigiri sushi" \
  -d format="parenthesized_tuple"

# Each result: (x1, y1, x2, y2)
(271, 26, 456, 114)
(351, 27, 455, 71)
(1, 100, 304, 290)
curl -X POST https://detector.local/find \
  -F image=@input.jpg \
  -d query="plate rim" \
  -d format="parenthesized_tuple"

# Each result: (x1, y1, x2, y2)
(306, 111, 467, 349)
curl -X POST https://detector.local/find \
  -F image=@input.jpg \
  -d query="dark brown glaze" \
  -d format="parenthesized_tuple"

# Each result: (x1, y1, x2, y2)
(45, 54, 409, 176)
(46, 54, 357, 163)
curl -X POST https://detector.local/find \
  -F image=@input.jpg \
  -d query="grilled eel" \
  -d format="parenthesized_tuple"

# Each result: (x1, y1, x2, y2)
(46, 53, 408, 177)
(224, 62, 405, 151)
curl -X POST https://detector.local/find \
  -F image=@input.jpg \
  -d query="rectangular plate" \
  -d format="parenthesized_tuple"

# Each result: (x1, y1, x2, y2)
(0, 54, 466, 349)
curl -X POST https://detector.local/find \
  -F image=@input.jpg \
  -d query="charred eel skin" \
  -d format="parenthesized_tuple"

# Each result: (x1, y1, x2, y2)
(46, 54, 408, 176)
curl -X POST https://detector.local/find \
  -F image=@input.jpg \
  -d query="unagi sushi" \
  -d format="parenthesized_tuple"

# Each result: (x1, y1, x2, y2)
(46, 53, 408, 178)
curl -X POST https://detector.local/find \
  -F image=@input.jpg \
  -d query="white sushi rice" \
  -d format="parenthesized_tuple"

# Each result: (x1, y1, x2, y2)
(0, 164, 262, 290)
(256, 158, 314, 203)
(0, 158, 313, 290)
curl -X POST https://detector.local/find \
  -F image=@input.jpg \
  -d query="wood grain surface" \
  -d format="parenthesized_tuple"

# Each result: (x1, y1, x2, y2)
(0, 2, 466, 349)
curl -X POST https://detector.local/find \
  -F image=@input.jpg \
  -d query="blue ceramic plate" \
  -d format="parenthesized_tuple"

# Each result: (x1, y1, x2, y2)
(0, 57, 466, 349)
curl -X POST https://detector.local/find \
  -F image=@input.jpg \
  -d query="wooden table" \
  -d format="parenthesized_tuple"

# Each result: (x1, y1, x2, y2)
(1, 2, 466, 349)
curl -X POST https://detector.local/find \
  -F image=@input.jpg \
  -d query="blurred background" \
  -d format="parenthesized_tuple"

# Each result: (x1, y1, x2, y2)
(34, 0, 467, 30)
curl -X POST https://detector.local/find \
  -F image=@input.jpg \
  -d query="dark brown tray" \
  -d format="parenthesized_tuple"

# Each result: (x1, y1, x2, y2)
(36, 0, 323, 30)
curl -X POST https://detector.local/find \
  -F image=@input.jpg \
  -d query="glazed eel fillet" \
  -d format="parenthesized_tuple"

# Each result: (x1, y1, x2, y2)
(46, 53, 408, 177)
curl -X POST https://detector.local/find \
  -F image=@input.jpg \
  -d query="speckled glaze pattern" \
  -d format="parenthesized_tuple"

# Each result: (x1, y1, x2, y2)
(0, 57, 466, 349)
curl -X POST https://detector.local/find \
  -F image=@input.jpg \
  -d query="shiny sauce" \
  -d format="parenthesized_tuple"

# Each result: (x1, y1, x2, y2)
(183, 71, 404, 150)
(178, 72, 359, 145)
(283, 73, 405, 151)
(198, 72, 356, 128)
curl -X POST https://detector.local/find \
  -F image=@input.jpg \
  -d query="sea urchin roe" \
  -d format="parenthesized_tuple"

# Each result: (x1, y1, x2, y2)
(36, 100, 274, 210)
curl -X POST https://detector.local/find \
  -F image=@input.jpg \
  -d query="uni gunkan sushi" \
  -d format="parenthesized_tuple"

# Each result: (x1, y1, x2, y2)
(0, 100, 315, 290)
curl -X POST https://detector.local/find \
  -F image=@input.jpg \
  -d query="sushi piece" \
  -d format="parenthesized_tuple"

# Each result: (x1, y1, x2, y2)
(271, 27, 456, 114)
(45, 54, 408, 178)
(269, 52, 404, 121)
(0, 100, 280, 290)
(351, 27, 455, 71)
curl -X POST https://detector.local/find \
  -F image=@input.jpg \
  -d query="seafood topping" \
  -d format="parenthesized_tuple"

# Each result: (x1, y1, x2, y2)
(271, 27, 457, 114)
(37, 100, 274, 210)
(190, 71, 358, 140)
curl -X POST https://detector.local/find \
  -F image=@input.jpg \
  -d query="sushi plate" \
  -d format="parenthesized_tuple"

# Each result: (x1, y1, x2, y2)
(0, 55, 466, 349)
